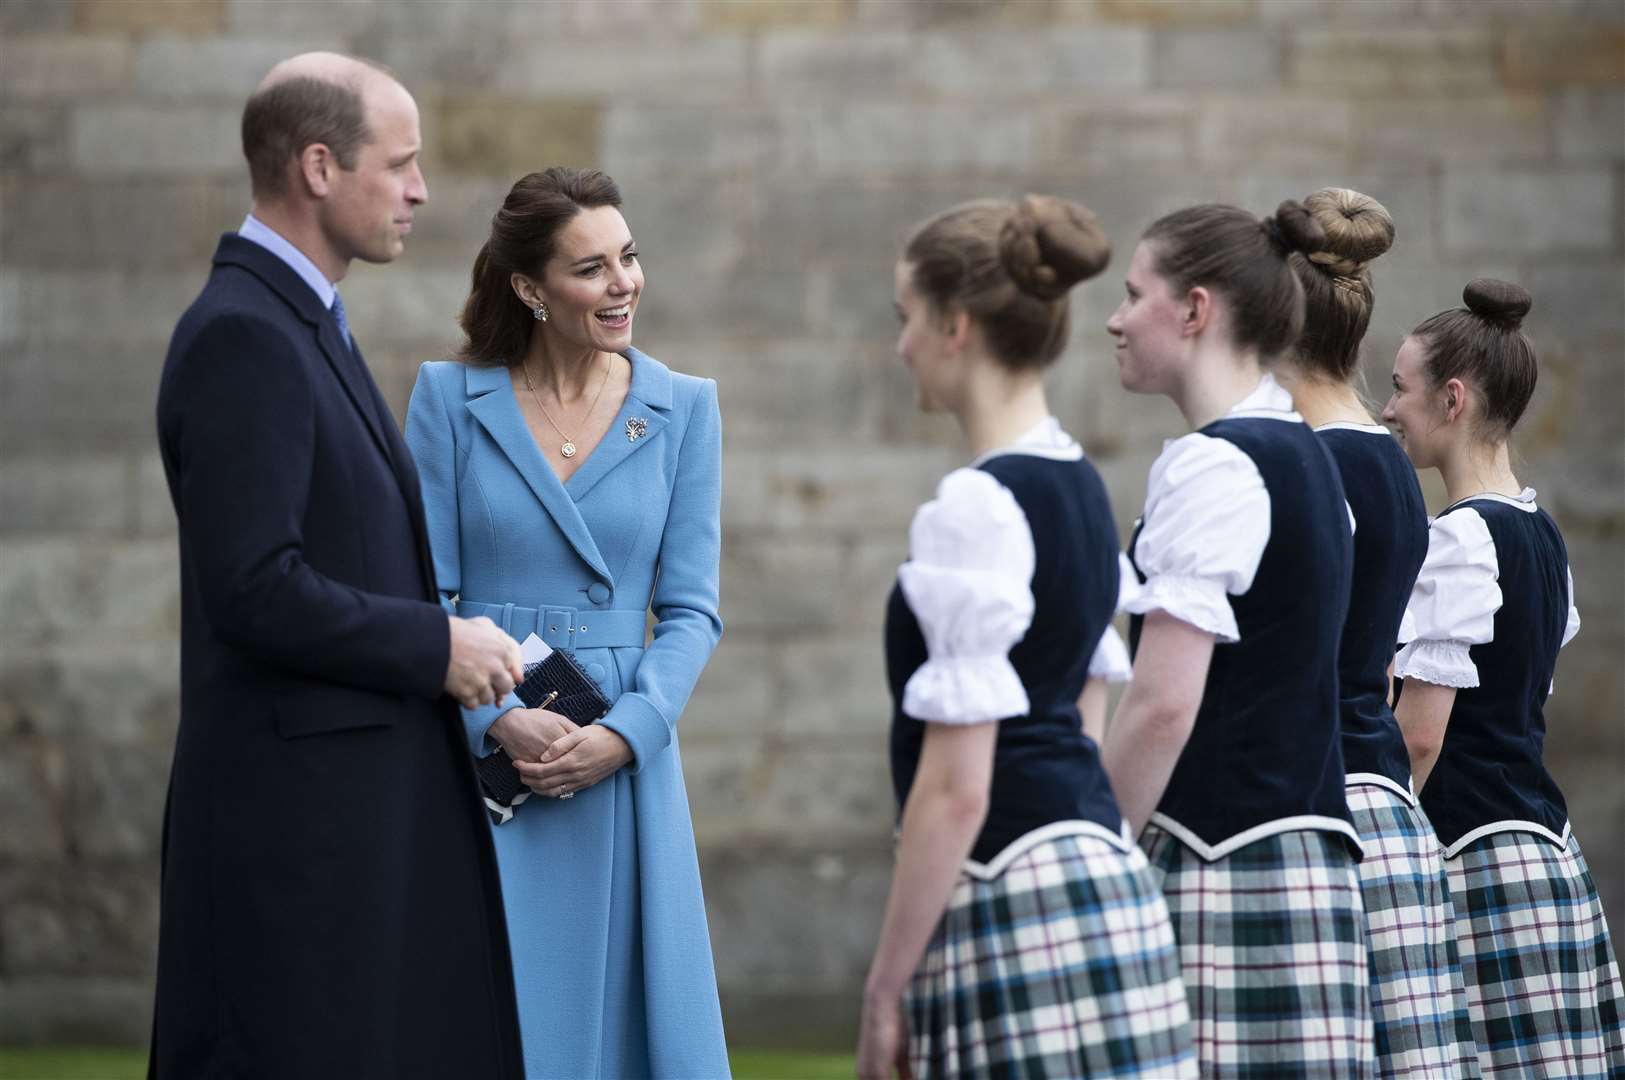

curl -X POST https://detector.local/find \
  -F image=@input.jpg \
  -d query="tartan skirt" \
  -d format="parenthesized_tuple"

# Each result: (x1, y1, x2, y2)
(906, 829, 1196, 1079)
(1141, 822, 1374, 1079)
(1345, 781, 1479, 1077)
(1447, 827, 1625, 1077)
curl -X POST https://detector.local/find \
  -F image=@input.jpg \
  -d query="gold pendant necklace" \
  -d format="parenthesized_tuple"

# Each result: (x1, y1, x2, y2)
(524, 357, 612, 460)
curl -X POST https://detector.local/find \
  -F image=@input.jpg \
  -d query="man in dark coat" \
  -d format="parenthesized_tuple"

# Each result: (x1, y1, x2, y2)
(151, 53, 526, 1078)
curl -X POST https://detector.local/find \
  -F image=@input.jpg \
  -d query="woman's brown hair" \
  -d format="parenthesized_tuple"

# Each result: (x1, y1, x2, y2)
(1411, 279, 1537, 441)
(1142, 202, 1326, 358)
(456, 167, 623, 367)
(1289, 187, 1396, 382)
(903, 194, 1111, 372)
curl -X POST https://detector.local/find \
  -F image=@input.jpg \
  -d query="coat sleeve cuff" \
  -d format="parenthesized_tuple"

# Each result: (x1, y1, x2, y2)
(462, 691, 522, 757)
(598, 693, 672, 774)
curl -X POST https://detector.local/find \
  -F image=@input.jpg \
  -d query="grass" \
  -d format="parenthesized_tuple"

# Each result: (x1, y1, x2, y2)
(0, 1047, 854, 1079)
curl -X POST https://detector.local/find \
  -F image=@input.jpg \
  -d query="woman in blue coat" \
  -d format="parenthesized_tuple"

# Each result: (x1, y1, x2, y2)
(404, 167, 729, 1079)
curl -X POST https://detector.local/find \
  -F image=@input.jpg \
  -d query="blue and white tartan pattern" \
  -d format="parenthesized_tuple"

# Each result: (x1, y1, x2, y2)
(906, 831, 1196, 1079)
(1448, 828, 1625, 1077)
(1345, 781, 1479, 1078)
(1141, 823, 1374, 1079)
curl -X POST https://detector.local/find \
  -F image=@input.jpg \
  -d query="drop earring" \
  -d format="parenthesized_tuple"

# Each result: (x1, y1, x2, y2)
(532, 302, 549, 322)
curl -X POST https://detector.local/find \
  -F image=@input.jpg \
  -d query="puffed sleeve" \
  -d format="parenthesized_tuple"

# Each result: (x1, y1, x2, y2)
(1394, 508, 1500, 688)
(1122, 433, 1270, 643)
(1087, 626, 1133, 683)
(897, 468, 1036, 725)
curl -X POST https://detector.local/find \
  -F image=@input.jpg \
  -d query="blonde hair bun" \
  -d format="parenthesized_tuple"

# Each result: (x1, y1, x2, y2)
(1302, 187, 1395, 278)
(998, 194, 1111, 301)
(1463, 278, 1532, 327)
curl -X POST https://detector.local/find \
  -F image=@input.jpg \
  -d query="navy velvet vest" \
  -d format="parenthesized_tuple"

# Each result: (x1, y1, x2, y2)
(1421, 499, 1571, 850)
(1129, 418, 1357, 855)
(1317, 428, 1428, 790)
(886, 454, 1123, 865)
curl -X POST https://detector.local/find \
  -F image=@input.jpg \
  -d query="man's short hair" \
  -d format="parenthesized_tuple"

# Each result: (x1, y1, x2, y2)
(241, 73, 373, 197)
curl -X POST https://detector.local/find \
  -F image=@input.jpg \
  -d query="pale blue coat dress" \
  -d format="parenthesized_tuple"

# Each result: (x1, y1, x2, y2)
(404, 349, 729, 1080)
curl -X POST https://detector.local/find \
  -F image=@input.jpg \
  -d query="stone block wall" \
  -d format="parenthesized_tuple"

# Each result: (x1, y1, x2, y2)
(2, 0, 1621, 1048)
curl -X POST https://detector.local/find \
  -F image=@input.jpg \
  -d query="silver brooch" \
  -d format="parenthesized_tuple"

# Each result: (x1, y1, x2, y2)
(625, 417, 648, 442)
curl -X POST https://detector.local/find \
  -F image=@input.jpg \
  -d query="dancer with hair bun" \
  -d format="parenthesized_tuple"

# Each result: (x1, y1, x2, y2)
(1384, 280, 1625, 1078)
(1102, 202, 1374, 1077)
(859, 195, 1195, 1080)
(1282, 187, 1479, 1077)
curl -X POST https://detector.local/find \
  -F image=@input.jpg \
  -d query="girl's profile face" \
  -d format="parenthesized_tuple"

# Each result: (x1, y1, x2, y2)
(893, 260, 959, 413)
(1106, 241, 1188, 396)
(1382, 336, 1448, 468)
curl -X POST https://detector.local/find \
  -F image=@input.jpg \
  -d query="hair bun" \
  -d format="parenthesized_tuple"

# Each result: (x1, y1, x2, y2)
(1302, 187, 1394, 278)
(998, 194, 1111, 301)
(1263, 200, 1326, 257)
(1463, 278, 1532, 327)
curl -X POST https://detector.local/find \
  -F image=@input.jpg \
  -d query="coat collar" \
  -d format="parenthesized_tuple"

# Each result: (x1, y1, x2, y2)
(211, 233, 396, 465)
(462, 347, 675, 584)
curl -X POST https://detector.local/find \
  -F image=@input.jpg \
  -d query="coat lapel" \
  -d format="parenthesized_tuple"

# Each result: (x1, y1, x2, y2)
(564, 348, 673, 503)
(463, 364, 614, 583)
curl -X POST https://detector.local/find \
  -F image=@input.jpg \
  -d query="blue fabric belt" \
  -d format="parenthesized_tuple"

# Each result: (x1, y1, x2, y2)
(456, 600, 647, 651)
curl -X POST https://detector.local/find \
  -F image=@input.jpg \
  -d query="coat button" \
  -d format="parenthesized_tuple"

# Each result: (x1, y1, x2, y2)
(586, 582, 610, 605)
(586, 662, 607, 684)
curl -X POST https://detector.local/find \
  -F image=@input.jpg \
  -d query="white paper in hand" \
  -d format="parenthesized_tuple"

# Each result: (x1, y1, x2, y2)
(519, 633, 553, 666)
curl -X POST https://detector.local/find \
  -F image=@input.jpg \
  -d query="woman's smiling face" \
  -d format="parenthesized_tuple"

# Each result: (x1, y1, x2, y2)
(537, 205, 643, 353)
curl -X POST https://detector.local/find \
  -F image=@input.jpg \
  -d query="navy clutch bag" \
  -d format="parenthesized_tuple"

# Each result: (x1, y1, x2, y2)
(477, 649, 611, 825)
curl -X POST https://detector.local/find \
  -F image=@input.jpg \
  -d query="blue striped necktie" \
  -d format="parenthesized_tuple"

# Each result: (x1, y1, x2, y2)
(330, 292, 354, 353)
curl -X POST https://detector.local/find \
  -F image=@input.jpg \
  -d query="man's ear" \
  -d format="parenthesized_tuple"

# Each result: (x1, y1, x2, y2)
(297, 143, 336, 198)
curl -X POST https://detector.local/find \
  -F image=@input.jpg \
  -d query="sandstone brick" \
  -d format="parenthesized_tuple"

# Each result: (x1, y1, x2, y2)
(0, 105, 71, 173)
(855, 0, 1062, 26)
(0, 863, 160, 976)
(0, 0, 74, 31)
(602, 106, 785, 179)
(1419, 0, 1624, 19)
(134, 35, 330, 99)
(1520, 259, 1625, 339)
(0, 741, 66, 858)
(224, 0, 377, 35)
(433, 99, 602, 179)
(1152, 28, 1283, 89)
(788, 103, 1039, 176)
(1502, 28, 1625, 88)
(0, 975, 154, 1045)
(70, 105, 243, 175)
(0, 638, 180, 744)
(1255, 0, 1421, 23)
(1095, 0, 1254, 23)
(756, 28, 915, 97)
(681, 637, 777, 738)
(911, 28, 1151, 95)
(0, 35, 133, 100)
(1, 340, 175, 457)
(775, 635, 897, 737)
(377, 33, 750, 103)
(0, 176, 239, 269)
(1, 270, 204, 347)
(718, 538, 847, 631)
(1194, 97, 1356, 168)
(1441, 167, 1616, 255)
(703, 0, 852, 28)
(722, 447, 953, 536)
(1289, 28, 1499, 93)
(76, 0, 224, 34)
(1042, 99, 1195, 166)
(1556, 88, 1625, 159)
(332, 264, 469, 345)
(659, 338, 869, 449)
(0, 456, 131, 535)
(633, 258, 813, 339)
(1356, 94, 1550, 163)
(66, 745, 172, 858)
(0, 539, 178, 650)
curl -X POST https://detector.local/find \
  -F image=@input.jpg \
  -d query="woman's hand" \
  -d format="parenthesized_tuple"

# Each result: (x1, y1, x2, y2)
(487, 707, 577, 763)
(856, 990, 912, 1080)
(514, 725, 632, 798)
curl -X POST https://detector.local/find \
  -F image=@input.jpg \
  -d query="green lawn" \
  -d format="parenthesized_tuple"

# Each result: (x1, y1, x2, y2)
(0, 1047, 853, 1079)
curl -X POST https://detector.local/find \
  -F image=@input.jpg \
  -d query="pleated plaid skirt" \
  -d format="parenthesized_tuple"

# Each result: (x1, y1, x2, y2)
(1141, 822, 1374, 1079)
(906, 829, 1197, 1079)
(1345, 781, 1479, 1077)
(1447, 827, 1625, 1077)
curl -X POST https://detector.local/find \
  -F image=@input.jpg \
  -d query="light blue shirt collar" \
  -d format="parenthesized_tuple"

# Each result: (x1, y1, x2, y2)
(238, 213, 337, 309)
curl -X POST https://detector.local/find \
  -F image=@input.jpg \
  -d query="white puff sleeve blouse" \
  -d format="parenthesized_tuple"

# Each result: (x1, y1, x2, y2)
(1122, 433, 1272, 644)
(898, 468, 1036, 725)
(1394, 508, 1501, 688)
